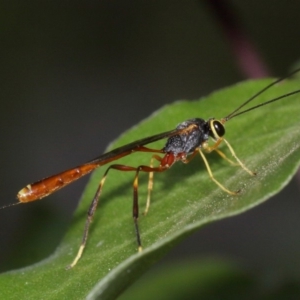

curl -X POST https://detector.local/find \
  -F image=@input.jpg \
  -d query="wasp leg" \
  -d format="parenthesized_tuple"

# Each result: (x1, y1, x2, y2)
(144, 155, 164, 215)
(66, 164, 138, 269)
(198, 149, 239, 195)
(222, 139, 256, 176)
(132, 162, 171, 250)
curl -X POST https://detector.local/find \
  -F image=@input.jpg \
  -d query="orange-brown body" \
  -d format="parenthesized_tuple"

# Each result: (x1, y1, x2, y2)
(17, 163, 98, 203)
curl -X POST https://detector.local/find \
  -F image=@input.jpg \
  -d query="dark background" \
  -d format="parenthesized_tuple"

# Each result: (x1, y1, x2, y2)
(1, 0, 300, 281)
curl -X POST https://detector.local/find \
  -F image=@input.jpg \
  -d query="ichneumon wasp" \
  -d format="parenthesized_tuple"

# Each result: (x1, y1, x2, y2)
(2, 68, 300, 268)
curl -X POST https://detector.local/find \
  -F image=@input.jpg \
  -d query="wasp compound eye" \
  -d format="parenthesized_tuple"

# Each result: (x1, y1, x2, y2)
(211, 120, 225, 138)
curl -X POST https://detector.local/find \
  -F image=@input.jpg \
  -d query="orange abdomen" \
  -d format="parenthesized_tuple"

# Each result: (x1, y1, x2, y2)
(17, 163, 97, 203)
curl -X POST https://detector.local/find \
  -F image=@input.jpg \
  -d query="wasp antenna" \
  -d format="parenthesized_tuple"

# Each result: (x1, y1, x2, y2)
(0, 202, 21, 210)
(225, 67, 300, 121)
(227, 89, 300, 120)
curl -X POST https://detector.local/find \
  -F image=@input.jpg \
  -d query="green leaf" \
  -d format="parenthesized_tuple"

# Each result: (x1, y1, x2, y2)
(119, 259, 255, 300)
(119, 259, 300, 300)
(1, 78, 300, 299)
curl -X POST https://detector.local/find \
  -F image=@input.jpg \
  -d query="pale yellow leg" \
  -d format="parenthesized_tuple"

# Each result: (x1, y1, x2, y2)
(144, 170, 153, 215)
(204, 138, 255, 176)
(214, 149, 239, 166)
(66, 245, 85, 269)
(144, 155, 163, 215)
(222, 139, 256, 176)
(144, 156, 155, 215)
(198, 149, 238, 195)
(203, 139, 236, 164)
